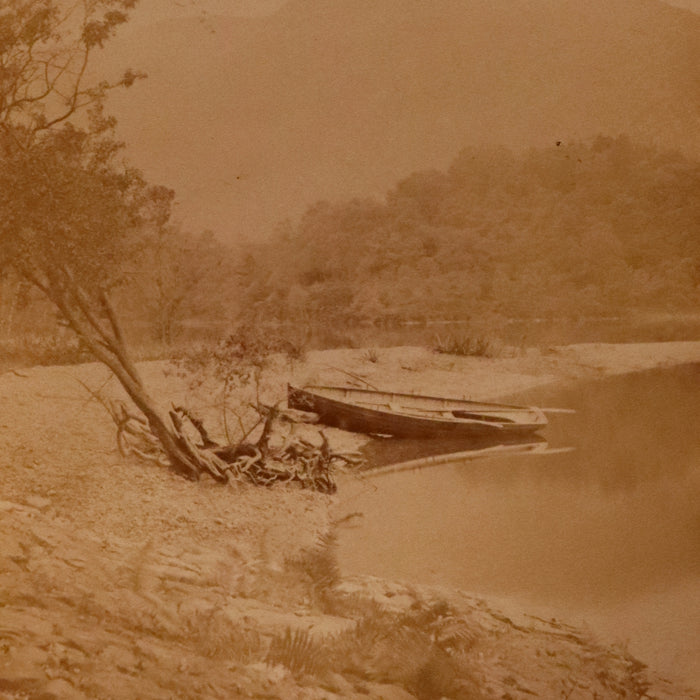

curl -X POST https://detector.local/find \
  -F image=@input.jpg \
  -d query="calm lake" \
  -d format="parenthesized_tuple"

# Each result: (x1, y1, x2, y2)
(334, 364, 700, 688)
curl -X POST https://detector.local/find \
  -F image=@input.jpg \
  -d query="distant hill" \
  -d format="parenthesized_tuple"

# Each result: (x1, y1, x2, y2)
(237, 137, 700, 325)
(100, 0, 700, 240)
(665, 0, 700, 11)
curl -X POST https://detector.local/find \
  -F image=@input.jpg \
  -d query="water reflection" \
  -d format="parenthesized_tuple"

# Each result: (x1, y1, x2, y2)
(356, 363, 700, 493)
(359, 432, 550, 470)
(503, 362, 700, 492)
(335, 364, 700, 686)
(363, 438, 572, 478)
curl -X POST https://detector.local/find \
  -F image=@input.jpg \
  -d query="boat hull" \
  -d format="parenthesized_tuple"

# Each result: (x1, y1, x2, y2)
(288, 385, 547, 439)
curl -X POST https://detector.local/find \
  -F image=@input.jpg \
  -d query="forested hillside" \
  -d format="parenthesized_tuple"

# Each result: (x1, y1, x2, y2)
(102, 0, 700, 239)
(239, 137, 700, 324)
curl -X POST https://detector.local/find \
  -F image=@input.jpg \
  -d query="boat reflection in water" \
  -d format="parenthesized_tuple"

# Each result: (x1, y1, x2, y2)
(287, 383, 571, 475)
(360, 435, 573, 478)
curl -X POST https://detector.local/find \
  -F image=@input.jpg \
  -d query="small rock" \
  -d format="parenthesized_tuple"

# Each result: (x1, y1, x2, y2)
(177, 597, 216, 619)
(380, 593, 416, 612)
(321, 672, 356, 695)
(25, 495, 52, 511)
(245, 662, 291, 685)
(0, 500, 23, 513)
(2, 645, 49, 680)
(2, 538, 26, 563)
(48, 642, 87, 670)
(42, 678, 87, 700)
(365, 681, 417, 700)
(99, 644, 137, 672)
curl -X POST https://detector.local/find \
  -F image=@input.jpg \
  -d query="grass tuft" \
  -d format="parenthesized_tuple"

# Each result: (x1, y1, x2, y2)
(181, 607, 263, 661)
(432, 332, 498, 358)
(362, 348, 380, 363)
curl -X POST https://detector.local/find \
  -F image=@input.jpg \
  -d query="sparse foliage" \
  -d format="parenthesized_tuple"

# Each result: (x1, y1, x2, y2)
(0, 0, 144, 141)
(284, 531, 340, 604)
(138, 225, 234, 346)
(266, 628, 328, 678)
(179, 324, 307, 441)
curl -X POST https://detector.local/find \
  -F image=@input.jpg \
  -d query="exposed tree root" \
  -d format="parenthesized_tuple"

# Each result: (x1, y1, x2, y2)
(108, 400, 363, 493)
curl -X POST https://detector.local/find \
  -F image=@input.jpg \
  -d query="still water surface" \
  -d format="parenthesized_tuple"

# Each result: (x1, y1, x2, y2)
(335, 364, 700, 687)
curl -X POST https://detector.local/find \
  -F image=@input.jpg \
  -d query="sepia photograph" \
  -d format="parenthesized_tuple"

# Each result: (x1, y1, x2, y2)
(1, 0, 699, 697)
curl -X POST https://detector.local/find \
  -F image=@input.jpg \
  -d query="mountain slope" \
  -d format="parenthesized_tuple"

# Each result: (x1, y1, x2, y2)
(100, 0, 700, 239)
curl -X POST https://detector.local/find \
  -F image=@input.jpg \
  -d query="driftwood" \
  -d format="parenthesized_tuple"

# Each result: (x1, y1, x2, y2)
(108, 400, 363, 494)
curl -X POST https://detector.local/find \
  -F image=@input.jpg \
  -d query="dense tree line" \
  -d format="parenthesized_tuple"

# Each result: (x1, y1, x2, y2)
(0, 200, 238, 348)
(239, 136, 700, 325)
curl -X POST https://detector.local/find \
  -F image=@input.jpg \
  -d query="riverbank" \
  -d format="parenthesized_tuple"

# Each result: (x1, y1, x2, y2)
(292, 340, 700, 402)
(284, 340, 700, 454)
(1, 341, 699, 699)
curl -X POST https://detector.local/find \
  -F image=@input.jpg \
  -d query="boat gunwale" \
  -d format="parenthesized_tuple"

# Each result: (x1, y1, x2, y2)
(288, 384, 548, 428)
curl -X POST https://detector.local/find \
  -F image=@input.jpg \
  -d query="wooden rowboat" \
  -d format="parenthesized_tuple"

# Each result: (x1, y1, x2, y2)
(287, 384, 547, 439)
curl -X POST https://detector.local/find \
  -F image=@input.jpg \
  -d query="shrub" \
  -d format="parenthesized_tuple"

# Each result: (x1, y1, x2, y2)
(432, 333, 497, 358)
(0, 334, 89, 368)
(284, 531, 341, 606)
(362, 348, 379, 363)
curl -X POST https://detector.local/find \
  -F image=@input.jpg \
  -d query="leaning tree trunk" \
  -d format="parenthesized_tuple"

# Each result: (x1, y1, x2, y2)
(29, 268, 230, 481)
(17, 266, 357, 490)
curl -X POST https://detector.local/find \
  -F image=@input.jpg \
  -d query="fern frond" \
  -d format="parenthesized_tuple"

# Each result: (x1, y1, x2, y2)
(265, 627, 329, 677)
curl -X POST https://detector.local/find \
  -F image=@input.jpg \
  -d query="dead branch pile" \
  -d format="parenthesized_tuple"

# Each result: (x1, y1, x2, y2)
(108, 400, 363, 494)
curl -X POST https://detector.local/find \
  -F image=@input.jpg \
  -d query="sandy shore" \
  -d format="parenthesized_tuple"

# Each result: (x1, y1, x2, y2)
(292, 340, 700, 401)
(0, 340, 698, 699)
(281, 340, 700, 456)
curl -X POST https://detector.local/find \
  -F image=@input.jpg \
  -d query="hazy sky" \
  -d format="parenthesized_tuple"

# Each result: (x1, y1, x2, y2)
(131, 0, 287, 23)
(108, 0, 700, 238)
(133, 0, 700, 22)
(665, 0, 700, 10)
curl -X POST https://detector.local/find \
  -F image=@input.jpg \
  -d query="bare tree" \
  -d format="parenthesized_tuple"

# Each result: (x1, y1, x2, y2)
(139, 225, 232, 346)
